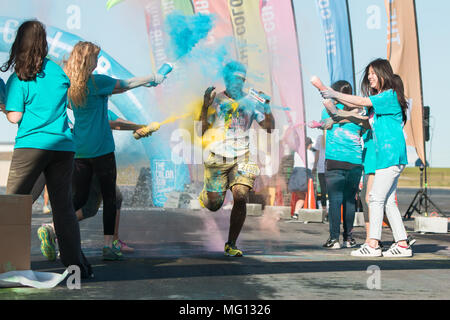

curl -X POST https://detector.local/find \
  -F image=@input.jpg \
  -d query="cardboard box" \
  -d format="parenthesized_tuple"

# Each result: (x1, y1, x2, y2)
(0, 195, 32, 273)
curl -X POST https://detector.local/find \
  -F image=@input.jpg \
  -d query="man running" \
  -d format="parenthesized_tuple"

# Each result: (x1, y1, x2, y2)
(198, 61, 275, 257)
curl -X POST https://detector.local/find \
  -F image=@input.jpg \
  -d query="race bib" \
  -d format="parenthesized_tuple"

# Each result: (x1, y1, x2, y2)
(237, 162, 260, 176)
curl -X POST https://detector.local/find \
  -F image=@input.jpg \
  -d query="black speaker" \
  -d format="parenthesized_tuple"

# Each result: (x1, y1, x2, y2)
(423, 106, 430, 142)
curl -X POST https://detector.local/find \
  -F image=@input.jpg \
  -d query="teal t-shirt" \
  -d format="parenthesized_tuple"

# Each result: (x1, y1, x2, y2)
(362, 108, 376, 175)
(362, 129, 376, 174)
(107, 110, 119, 121)
(5, 58, 74, 152)
(72, 74, 117, 158)
(321, 103, 363, 165)
(369, 90, 407, 170)
(0, 78, 5, 104)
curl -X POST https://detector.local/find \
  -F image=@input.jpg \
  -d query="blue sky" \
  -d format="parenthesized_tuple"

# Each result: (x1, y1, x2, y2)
(0, 0, 448, 167)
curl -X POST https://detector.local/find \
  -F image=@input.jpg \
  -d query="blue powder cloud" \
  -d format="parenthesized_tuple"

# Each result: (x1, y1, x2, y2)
(165, 11, 215, 60)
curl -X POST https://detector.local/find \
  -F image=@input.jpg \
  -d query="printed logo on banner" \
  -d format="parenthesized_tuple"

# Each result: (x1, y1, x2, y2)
(152, 159, 177, 207)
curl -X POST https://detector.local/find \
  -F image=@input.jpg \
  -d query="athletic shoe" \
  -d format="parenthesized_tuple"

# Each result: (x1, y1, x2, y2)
(407, 235, 417, 246)
(382, 243, 413, 258)
(113, 239, 135, 253)
(43, 205, 51, 214)
(37, 224, 57, 261)
(102, 246, 124, 261)
(81, 264, 95, 279)
(323, 238, 341, 249)
(390, 235, 417, 247)
(351, 243, 382, 257)
(292, 213, 299, 220)
(342, 238, 357, 248)
(224, 242, 243, 257)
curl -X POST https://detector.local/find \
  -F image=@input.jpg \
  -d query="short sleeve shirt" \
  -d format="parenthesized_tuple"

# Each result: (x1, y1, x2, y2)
(5, 58, 74, 151)
(72, 74, 117, 158)
(0, 78, 6, 104)
(321, 104, 364, 165)
(362, 108, 376, 175)
(206, 91, 265, 158)
(369, 90, 407, 169)
(107, 110, 120, 121)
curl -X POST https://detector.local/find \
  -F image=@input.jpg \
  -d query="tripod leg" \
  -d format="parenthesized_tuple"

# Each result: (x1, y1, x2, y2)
(404, 190, 422, 219)
(424, 194, 445, 215)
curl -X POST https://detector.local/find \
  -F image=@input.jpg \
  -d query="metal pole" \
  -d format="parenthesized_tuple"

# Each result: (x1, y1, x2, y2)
(413, 0, 428, 215)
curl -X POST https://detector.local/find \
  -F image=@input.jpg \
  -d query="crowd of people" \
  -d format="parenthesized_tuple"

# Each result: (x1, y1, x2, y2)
(0, 20, 415, 282)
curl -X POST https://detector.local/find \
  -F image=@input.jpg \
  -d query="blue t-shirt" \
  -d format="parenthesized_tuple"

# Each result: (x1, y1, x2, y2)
(0, 78, 6, 104)
(72, 74, 117, 158)
(362, 129, 376, 174)
(369, 90, 407, 170)
(107, 110, 119, 121)
(361, 108, 376, 175)
(5, 58, 74, 152)
(321, 103, 364, 165)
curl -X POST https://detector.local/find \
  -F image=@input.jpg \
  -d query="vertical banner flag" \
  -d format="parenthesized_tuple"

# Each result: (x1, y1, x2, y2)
(315, 0, 355, 90)
(386, 0, 425, 164)
(227, 0, 272, 95)
(260, 0, 306, 168)
(143, 0, 194, 206)
(192, 0, 236, 48)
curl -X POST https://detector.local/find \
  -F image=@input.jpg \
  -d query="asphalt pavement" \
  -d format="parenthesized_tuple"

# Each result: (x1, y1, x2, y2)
(1, 187, 449, 301)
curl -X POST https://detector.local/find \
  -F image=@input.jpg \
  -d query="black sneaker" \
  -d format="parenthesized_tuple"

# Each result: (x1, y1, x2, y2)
(343, 238, 357, 248)
(407, 235, 417, 246)
(323, 238, 341, 249)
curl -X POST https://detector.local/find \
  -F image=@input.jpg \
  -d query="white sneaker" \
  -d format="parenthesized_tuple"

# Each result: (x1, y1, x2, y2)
(351, 243, 382, 257)
(43, 205, 51, 214)
(382, 243, 413, 258)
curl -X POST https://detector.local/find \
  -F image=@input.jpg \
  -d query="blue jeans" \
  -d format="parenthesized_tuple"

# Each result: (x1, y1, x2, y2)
(325, 167, 362, 241)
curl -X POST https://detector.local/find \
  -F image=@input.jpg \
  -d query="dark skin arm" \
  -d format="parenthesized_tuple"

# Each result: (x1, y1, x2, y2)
(256, 91, 275, 132)
(257, 109, 275, 133)
(198, 86, 216, 137)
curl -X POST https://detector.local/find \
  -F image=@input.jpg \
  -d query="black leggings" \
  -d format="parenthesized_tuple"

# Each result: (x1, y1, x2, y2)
(72, 152, 117, 235)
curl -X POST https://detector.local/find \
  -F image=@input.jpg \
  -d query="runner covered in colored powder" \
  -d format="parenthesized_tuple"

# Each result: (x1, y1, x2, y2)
(198, 61, 275, 257)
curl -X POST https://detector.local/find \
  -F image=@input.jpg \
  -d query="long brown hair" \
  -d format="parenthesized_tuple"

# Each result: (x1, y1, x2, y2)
(64, 41, 100, 107)
(0, 20, 48, 81)
(360, 58, 408, 124)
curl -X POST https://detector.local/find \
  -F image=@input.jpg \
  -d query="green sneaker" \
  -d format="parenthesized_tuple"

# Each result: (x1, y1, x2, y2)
(224, 242, 243, 257)
(102, 246, 124, 261)
(37, 224, 56, 261)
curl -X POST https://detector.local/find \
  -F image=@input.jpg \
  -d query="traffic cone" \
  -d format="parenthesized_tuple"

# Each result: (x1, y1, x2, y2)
(306, 178, 316, 209)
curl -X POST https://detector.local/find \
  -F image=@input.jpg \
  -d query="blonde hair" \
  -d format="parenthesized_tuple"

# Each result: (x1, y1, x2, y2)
(64, 41, 100, 107)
